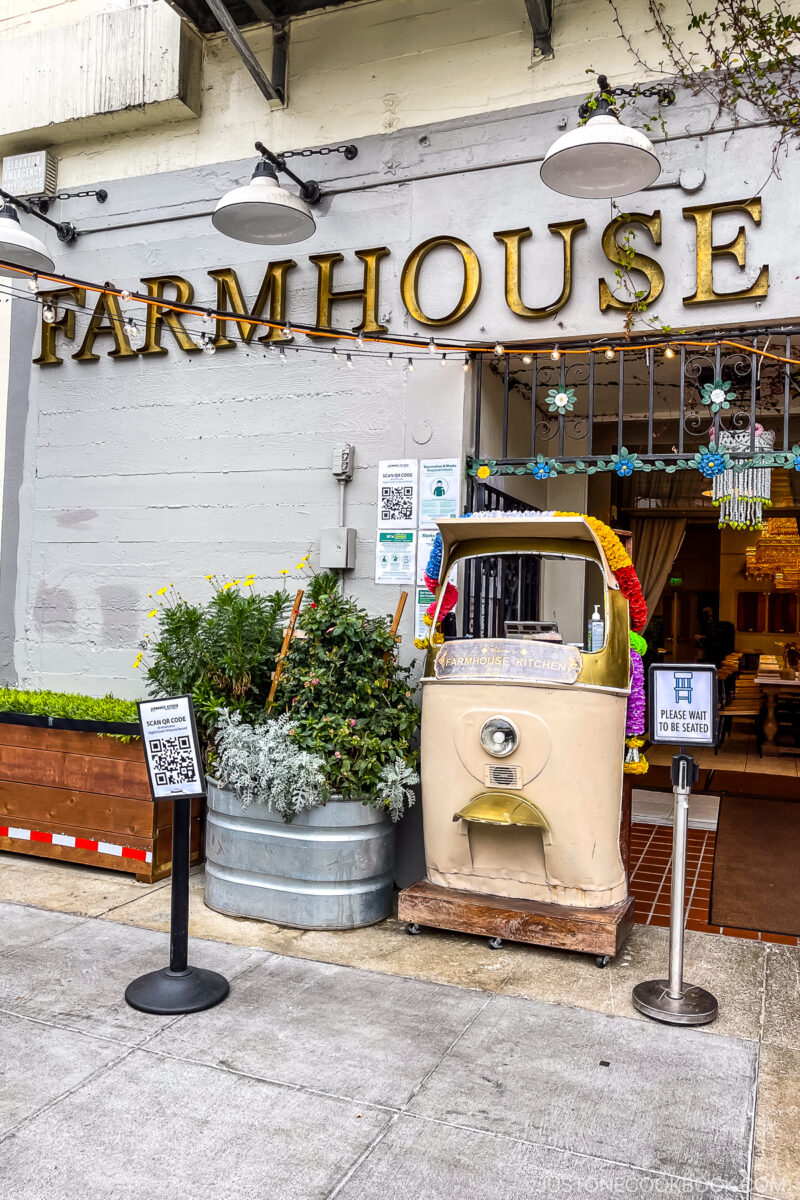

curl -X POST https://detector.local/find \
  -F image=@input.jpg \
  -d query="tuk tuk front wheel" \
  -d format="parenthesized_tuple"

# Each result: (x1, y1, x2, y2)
(595, 955, 611, 968)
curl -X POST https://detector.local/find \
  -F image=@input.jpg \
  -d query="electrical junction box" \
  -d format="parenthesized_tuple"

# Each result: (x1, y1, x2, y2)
(320, 527, 356, 569)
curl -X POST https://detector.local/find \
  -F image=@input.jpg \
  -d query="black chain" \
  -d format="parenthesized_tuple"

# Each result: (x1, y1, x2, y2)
(281, 145, 354, 159)
(609, 84, 675, 102)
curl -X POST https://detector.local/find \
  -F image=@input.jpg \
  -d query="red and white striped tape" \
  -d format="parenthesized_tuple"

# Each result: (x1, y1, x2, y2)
(0, 824, 152, 864)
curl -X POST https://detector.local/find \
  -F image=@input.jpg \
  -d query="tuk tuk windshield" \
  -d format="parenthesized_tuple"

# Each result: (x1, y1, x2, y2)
(438, 550, 608, 652)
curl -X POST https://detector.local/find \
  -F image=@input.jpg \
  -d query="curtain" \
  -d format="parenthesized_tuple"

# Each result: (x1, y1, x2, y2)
(630, 517, 687, 624)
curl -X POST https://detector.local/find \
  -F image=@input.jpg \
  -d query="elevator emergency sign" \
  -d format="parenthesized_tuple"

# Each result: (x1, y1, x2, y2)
(648, 664, 718, 747)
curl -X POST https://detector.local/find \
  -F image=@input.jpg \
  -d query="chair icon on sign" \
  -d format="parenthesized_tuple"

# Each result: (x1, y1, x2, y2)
(673, 674, 693, 704)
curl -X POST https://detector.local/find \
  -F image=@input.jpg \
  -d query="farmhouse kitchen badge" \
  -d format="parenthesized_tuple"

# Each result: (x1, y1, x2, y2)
(138, 696, 205, 799)
(648, 664, 718, 747)
(435, 639, 582, 684)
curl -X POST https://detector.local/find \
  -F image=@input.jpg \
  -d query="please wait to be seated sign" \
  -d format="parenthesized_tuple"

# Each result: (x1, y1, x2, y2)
(648, 664, 718, 747)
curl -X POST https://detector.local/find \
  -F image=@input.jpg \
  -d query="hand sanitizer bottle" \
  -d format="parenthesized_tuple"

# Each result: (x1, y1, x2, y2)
(588, 604, 604, 652)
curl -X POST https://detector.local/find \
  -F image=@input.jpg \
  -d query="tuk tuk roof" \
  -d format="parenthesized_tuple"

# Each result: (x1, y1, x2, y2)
(435, 513, 619, 588)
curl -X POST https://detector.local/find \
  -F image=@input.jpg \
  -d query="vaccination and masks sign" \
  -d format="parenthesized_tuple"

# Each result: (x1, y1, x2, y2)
(648, 664, 718, 747)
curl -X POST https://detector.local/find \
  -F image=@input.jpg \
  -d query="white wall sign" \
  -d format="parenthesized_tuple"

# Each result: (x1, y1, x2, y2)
(419, 459, 460, 527)
(415, 587, 436, 641)
(648, 664, 718, 747)
(375, 529, 416, 584)
(1, 151, 55, 198)
(137, 696, 205, 798)
(377, 459, 417, 529)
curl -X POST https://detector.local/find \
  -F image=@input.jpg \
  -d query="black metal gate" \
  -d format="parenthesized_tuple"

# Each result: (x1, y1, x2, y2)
(461, 483, 541, 640)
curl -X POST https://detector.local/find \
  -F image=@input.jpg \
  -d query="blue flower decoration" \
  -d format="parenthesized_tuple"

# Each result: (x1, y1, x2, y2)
(527, 455, 558, 481)
(700, 378, 733, 414)
(609, 447, 644, 477)
(692, 444, 730, 479)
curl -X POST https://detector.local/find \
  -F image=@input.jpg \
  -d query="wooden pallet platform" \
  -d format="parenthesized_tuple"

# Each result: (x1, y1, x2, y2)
(398, 880, 635, 958)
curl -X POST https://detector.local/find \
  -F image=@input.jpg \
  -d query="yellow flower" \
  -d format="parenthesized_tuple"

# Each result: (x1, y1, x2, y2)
(476, 465, 491, 480)
(232, 579, 240, 585)
(221, 581, 233, 591)
(205, 574, 213, 581)
(147, 610, 157, 618)
(132, 652, 142, 669)
(295, 563, 305, 570)
(432, 632, 444, 645)
(414, 637, 429, 649)
(156, 587, 167, 596)
(279, 569, 289, 576)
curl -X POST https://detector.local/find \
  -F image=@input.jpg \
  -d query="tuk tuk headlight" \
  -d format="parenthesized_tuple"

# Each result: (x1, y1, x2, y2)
(480, 716, 519, 758)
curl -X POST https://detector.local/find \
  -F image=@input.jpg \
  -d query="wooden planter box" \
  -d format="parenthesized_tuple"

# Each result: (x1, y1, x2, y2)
(0, 718, 202, 883)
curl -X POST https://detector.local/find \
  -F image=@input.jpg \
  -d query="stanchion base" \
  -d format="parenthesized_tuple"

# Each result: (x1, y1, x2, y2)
(125, 966, 229, 1015)
(632, 979, 718, 1026)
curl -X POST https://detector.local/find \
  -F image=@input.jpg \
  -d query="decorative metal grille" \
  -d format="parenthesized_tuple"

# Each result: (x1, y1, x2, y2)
(466, 329, 800, 485)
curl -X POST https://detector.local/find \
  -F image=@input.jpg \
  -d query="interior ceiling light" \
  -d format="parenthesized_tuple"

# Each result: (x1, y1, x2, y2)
(213, 140, 358, 246)
(540, 74, 675, 199)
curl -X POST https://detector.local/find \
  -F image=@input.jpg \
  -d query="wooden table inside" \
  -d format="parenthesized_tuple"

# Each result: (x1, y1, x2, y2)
(754, 673, 800, 756)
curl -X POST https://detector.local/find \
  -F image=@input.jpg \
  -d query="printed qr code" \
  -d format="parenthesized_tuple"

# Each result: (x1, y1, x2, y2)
(150, 735, 197, 787)
(380, 484, 413, 523)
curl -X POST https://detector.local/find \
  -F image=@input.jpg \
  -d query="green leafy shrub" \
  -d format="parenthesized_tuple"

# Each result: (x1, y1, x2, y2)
(273, 571, 419, 819)
(138, 575, 290, 746)
(0, 687, 139, 725)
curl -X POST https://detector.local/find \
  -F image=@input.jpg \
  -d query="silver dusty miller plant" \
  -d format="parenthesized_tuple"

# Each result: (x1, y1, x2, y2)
(215, 708, 326, 822)
(376, 758, 419, 822)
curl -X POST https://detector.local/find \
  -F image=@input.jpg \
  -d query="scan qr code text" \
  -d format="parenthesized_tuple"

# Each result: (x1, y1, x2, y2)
(150, 735, 197, 787)
(380, 485, 413, 523)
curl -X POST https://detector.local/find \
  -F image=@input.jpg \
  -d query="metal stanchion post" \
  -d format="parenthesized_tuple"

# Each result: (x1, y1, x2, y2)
(125, 794, 229, 1015)
(632, 750, 717, 1026)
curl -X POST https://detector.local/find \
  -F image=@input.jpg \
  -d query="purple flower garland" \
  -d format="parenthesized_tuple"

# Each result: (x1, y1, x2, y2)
(626, 650, 646, 737)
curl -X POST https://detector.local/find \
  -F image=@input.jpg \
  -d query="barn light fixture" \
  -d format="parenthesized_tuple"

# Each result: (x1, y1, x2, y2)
(541, 74, 675, 199)
(212, 140, 358, 245)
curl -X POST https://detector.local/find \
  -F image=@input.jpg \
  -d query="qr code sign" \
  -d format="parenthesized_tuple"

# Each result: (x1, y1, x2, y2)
(380, 485, 414, 523)
(150, 736, 197, 787)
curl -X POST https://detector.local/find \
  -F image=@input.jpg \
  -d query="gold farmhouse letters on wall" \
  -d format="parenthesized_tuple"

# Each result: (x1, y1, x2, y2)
(33, 197, 770, 366)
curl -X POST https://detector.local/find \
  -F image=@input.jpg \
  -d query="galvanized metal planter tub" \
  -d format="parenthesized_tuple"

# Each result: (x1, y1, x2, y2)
(204, 780, 396, 929)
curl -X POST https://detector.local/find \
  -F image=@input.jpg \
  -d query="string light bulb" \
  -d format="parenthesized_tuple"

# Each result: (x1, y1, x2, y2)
(463, 354, 471, 371)
(120, 288, 132, 302)
(440, 353, 447, 367)
(201, 333, 216, 355)
(201, 310, 213, 326)
(355, 331, 364, 348)
(346, 353, 353, 369)
(664, 346, 675, 359)
(522, 354, 532, 366)
(550, 346, 561, 362)
(26, 274, 38, 293)
(387, 352, 394, 366)
(331, 346, 339, 360)
(407, 357, 415, 372)
(494, 342, 504, 355)
(427, 338, 436, 354)
(123, 316, 137, 338)
(279, 347, 287, 364)
(604, 347, 615, 360)
(282, 321, 292, 340)
(42, 302, 56, 324)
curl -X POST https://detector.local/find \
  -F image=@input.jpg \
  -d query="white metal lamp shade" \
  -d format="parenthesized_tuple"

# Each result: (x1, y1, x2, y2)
(0, 203, 55, 274)
(212, 161, 316, 245)
(540, 114, 661, 199)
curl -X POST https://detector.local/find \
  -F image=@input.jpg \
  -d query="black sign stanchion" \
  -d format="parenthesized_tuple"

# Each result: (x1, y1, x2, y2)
(632, 664, 719, 1027)
(125, 696, 229, 1015)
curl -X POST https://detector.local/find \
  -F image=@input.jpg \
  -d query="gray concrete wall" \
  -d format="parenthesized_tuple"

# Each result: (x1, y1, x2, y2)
(4, 88, 797, 696)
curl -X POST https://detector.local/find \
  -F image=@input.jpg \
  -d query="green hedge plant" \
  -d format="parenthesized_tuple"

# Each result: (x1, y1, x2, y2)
(0, 686, 139, 725)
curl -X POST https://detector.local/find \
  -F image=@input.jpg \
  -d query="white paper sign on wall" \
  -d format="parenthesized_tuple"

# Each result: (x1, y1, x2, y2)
(137, 696, 205, 798)
(377, 459, 418, 529)
(375, 529, 416, 584)
(648, 664, 718, 747)
(419, 459, 460, 527)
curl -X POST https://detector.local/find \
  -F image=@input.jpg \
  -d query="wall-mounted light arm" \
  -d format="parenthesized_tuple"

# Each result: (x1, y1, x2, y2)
(0, 187, 77, 243)
(254, 141, 358, 205)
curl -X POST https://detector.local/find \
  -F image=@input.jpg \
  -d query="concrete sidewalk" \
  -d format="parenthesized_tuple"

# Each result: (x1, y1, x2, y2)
(0, 899, 767, 1199)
